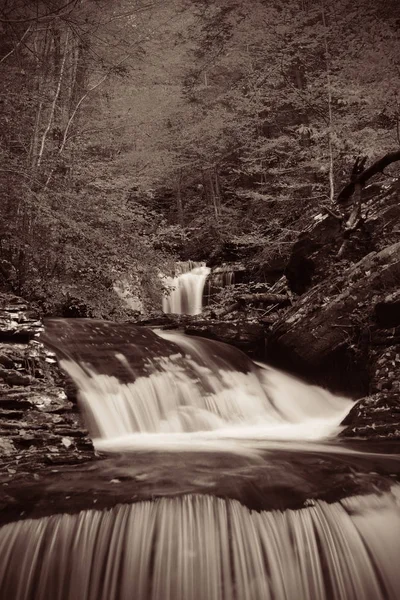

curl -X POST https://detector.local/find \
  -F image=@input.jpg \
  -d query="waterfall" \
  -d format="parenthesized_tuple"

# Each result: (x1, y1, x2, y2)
(1, 318, 398, 600)
(204, 265, 236, 306)
(162, 261, 210, 315)
(57, 329, 353, 452)
(1, 489, 399, 599)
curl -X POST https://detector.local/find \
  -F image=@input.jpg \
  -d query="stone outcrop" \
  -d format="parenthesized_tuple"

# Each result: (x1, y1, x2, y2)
(267, 242, 400, 396)
(42, 318, 184, 383)
(185, 320, 265, 358)
(341, 393, 400, 439)
(0, 295, 94, 474)
(181, 179, 400, 438)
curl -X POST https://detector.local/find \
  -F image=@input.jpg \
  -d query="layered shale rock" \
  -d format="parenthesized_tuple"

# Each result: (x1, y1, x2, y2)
(0, 294, 94, 473)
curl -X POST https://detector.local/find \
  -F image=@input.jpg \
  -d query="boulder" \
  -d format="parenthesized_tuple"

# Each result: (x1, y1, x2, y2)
(340, 393, 400, 439)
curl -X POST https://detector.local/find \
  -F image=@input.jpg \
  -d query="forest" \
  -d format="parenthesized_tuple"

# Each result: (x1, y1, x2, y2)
(2, 4, 400, 594)
(1, 0, 400, 317)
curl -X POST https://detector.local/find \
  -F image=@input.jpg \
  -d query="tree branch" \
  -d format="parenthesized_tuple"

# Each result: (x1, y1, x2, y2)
(0, 1, 79, 24)
(0, 25, 32, 64)
(337, 150, 400, 203)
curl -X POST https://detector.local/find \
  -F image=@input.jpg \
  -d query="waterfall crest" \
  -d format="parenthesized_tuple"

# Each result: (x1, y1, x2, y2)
(162, 261, 210, 315)
(1, 488, 399, 600)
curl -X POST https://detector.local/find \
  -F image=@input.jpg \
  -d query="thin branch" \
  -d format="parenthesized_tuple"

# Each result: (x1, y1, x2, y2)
(44, 52, 132, 188)
(323, 205, 343, 221)
(0, 25, 32, 64)
(0, 1, 79, 24)
(59, 73, 110, 152)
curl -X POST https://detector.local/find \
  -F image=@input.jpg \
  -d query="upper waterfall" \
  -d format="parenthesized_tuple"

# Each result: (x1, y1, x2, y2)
(162, 261, 210, 315)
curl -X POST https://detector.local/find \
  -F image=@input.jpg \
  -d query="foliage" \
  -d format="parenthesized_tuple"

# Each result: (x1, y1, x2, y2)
(0, 0, 178, 315)
(2, 0, 400, 314)
(132, 0, 400, 256)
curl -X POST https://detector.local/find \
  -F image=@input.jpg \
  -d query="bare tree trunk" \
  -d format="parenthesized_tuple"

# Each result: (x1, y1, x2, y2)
(337, 182, 363, 258)
(28, 25, 51, 171)
(214, 167, 222, 216)
(321, 2, 335, 203)
(37, 28, 70, 168)
(176, 169, 184, 226)
(208, 169, 219, 219)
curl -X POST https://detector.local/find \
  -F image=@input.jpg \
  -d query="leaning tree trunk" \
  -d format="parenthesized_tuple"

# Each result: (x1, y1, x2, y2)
(337, 150, 400, 204)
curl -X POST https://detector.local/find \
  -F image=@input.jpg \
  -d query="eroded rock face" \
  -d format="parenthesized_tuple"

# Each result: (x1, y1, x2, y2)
(0, 295, 42, 340)
(42, 318, 184, 383)
(0, 295, 94, 470)
(267, 242, 400, 397)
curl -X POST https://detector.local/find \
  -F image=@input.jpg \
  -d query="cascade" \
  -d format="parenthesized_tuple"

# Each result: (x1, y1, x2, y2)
(162, 261, 210, 315)
(57, 329, 352, 452)
(204, 265, 236, 306)
(1, 318, 399, 600)
(0, 490, 399, 599)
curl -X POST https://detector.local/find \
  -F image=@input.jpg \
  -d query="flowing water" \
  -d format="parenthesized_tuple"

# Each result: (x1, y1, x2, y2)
(204, 266, 235, 306)
(162, 261, 211, 315)
(1, 490, 399, 600)
(59, 330, 352, 452)
(1, 319, 400, 599)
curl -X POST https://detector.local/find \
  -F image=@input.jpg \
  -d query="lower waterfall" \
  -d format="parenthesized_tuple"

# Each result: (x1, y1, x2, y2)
(0, 490, 399, 600)
(0, 319, 399, 600)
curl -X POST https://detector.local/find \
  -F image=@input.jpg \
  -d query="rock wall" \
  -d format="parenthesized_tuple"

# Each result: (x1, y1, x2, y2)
(0, 295, 94, 472)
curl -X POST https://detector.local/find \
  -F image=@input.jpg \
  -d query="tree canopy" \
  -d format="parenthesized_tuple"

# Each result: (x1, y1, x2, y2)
(1, 0, 399, 313)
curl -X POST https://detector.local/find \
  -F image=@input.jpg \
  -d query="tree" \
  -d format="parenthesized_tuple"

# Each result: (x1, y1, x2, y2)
(146, 0, 400, 258)
(0, 0, 178, 314)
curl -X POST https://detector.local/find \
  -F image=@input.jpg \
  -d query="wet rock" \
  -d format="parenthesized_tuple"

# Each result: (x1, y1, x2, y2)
(0, 294, 43, 342)
(0, 394, 33, 410)
(0, 410, 24, 419)
(0, 294, 96, 475)
(0, 352, 15, 369)
(0, 437, 16, 454)
(185, 320, 265, 358)
(0, 370, 33, 386)
(42, 318, 184, 383)
(267, 242, 400, 396)
(341, 393, 400, 439)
